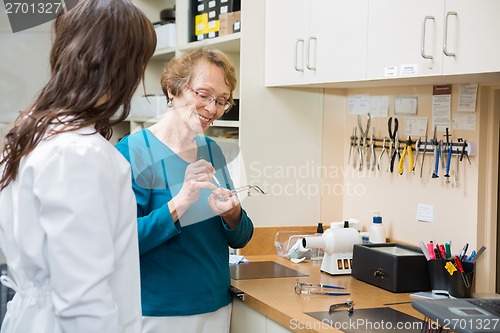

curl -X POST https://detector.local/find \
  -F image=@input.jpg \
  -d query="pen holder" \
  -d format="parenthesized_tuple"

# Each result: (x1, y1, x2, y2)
(448, 261, 474, 298)
(427, 259, 450, 295)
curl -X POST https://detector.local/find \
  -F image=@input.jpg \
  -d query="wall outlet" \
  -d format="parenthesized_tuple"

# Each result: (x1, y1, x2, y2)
(416, 204, 433, 223)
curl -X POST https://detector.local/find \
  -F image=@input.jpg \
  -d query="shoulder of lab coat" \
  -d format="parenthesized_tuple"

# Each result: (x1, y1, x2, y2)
(26, 129, 141, 333)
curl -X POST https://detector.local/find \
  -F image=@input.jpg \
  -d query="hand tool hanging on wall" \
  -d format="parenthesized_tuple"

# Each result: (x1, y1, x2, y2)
(398, 136, 414, 175)
(442, 128, 452, 170)
(413, 138, 421, 175)
(348, 127, 357, 167)
(444, 140, 453, 183)
(357, 128, 363, 171)
(377, 137, 387, 171)
(388, 117, 399, 173)
(369, 127, 376, 171)
(430, 125, 439, 178)
(419, 134, 427, 178)
(460, 139, 471, 165)
(432, 141, 442, 179)
(453, 138, 462, 187)
(357, 113, 371, 171)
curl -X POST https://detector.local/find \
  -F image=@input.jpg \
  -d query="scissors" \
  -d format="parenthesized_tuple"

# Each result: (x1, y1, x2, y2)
(388, 117, 399, 173)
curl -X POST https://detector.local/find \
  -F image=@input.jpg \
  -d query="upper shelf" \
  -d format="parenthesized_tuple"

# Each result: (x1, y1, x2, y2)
(152, 32, 241, 61)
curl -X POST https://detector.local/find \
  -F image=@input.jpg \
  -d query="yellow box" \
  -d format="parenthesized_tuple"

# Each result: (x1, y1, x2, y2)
(195, 13, 209, 35)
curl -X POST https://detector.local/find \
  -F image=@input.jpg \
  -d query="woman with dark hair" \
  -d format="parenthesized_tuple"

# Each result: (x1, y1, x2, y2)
(116, 47, 253, 333)
(0, 0, 156, 332)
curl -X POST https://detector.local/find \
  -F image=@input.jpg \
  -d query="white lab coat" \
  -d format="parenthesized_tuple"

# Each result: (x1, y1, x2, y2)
(0, 126, 142, 333)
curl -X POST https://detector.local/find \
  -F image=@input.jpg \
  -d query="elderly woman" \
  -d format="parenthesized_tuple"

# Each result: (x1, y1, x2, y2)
(116, 47, 253, 333)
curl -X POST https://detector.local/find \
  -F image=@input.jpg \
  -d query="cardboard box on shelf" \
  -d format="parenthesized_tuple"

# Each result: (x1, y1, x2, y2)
(219, 11, 240, 36)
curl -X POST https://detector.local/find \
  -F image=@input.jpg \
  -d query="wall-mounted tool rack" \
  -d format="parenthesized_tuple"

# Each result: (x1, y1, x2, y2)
(348, 136, 476, 157)
(348, 129, 475, 183)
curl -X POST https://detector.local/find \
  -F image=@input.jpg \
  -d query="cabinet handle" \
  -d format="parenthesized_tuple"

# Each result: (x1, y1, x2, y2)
(421, 16, 435, 59)
(294, 39, 305, 72)
(443, 11, 457, 57)
(306, 36, 317, 71)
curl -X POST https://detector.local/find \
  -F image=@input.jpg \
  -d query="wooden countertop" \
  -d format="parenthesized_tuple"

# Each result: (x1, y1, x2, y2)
(231, 255, 426, 333)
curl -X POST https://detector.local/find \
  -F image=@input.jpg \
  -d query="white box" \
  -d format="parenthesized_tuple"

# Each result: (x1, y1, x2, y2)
(130, 96, 167, 118)
(155, 23, 176, 50)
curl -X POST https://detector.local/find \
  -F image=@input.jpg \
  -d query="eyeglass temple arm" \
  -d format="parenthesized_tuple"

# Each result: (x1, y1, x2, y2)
(231, 185, 267, 195)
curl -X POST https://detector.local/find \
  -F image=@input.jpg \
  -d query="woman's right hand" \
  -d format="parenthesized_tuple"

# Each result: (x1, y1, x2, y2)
(175, 159, 217, 208)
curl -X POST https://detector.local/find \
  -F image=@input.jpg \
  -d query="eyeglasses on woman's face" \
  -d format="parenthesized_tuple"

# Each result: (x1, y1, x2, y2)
(186, 86, 232, 112)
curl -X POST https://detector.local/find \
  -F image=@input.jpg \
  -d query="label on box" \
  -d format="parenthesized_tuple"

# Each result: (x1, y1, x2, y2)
(195, 13, 209, 35)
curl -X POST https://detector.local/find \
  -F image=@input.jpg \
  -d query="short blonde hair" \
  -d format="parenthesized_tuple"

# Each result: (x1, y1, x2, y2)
(160, 47, 237, 112)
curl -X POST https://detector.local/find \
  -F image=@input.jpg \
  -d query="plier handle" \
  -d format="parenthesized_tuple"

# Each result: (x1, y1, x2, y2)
(388, 117, 400, 173)
(398, 136, 414, 175)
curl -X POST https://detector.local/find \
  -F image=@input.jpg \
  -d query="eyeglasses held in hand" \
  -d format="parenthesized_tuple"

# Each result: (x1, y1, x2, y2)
(231, 185, 267, 197)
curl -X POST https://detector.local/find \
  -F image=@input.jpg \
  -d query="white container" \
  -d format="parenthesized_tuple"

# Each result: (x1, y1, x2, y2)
(129, 96, 167, 118)
(368, 211, 386, 244)
(155, 23, 176, 50)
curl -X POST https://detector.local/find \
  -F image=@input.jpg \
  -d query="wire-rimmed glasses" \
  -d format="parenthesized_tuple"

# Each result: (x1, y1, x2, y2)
(186, 86, 232, 111)
(231, 185, 267, 197)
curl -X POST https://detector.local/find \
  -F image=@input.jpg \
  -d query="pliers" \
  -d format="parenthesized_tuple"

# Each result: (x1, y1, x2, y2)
(398, 136, 414, 175)
(357, 113, 371, 170)
(388, 117, 399, 173)
(460, 139, 471, 164)
(377, 137, 387, 171)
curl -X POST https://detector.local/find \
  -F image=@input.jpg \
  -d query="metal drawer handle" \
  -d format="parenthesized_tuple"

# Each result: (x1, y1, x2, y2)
(421, 16, 435, 59)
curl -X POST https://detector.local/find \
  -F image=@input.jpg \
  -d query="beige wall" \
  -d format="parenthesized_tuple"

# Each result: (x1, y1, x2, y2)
(322, 84, 500, 293)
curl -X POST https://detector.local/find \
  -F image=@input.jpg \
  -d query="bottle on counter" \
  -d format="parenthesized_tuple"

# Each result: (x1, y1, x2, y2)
(369, 211, 386, 244)
(310, 222, 324, 266)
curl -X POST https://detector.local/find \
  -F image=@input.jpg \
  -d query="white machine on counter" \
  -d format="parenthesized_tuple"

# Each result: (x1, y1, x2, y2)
(302, 220, 361, 275)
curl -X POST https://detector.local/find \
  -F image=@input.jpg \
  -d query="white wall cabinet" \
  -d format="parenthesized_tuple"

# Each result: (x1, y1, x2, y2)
(366, 0, 500, 81)
(265, 0, 368, 87)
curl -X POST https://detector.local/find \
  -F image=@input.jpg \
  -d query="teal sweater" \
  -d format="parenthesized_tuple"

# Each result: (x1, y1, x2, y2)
(116, 129, 253, 316)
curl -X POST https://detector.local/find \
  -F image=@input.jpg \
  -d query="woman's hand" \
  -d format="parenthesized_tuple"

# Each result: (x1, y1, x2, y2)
(170, 159, 216, 219)
(208, 188, 242, 229)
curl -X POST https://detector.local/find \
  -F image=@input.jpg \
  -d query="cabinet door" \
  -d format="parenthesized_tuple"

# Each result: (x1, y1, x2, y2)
(265, 0, 311, 86)
(309, 0, 369, 84)
(366, 0, 444, 80)
(443, 0, 500, 75)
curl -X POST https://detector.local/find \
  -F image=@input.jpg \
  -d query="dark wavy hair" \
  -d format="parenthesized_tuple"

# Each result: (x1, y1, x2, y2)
(160, 47, 237, 111)
(0, 0, 157, 190)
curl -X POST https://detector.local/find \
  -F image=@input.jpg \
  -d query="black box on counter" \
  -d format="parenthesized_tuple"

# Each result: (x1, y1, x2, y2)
(351, 243, 430, 293)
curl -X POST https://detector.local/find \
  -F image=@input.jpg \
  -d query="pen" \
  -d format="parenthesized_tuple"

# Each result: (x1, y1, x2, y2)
(445, 242, 451, 259)
(438, 244, 446, 259)
(427, 242, 436, 260)
(459, 243, 469, 261)
(466, 250, 476, 262)
(434, 246, 441, 259)
(212, 174, 222, 188)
